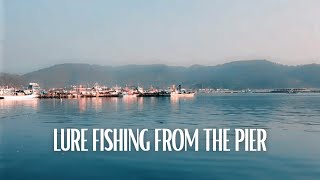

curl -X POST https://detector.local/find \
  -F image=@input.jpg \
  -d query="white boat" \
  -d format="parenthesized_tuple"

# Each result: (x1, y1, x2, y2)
(171, 85, 195, 97)
(0, 83, 41, 100)
(171, 91, 195, 97)
(0, 94, 39, 100)
(122, 93, 138, 97)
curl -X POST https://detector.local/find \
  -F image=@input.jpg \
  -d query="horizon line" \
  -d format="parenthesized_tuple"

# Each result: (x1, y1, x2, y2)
(2, 59, 320, 75)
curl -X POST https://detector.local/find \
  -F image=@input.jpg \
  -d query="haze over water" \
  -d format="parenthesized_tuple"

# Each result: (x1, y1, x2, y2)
(1, 94, 320, 179)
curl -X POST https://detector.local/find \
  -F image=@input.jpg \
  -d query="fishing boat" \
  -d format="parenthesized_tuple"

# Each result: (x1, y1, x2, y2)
(122, 92, 138, 97)
(0, 94, 39, 100)
(0, 83, 40, 100)
(171, 90, 195, 97)
(137, 90, 171, 97)
(171, 85, 195, 97)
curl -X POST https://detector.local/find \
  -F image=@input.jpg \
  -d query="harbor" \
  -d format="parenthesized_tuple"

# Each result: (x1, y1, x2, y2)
(2, 82, 320, 100)
(0, 83, 194, 100)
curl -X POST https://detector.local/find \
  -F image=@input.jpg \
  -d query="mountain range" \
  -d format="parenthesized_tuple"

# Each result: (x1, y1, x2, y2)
(1, 60, 320, 89)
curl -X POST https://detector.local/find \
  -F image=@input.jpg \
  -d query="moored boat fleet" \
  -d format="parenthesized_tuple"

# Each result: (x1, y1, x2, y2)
(0, 83, 195, 100)
(3, 82, 320, 100)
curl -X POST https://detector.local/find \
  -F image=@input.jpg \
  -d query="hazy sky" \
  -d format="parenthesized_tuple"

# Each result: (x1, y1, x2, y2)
(2, 0, 320, 73)
(0, 0, 4, 72)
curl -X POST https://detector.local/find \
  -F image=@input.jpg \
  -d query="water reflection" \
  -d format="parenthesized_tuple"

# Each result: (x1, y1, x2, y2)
(78, 98, 88, 112)
(137, 97, 144, 111)
(1, 94, 320, 179)
(77, 97, 120, 112)
(91, 98, 103, 112)
(170, 96, 195, 110)
(122, 96, 139, 110)
(0, 99, 39, 111)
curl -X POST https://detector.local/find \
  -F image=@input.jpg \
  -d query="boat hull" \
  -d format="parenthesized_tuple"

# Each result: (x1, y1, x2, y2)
(0, 94, 39, 100)
(171, 92, 195, 97)
(122, 94, 138, 97)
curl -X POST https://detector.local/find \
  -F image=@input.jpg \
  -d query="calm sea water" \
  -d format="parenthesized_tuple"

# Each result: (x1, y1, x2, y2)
(1, 94, 320, 180)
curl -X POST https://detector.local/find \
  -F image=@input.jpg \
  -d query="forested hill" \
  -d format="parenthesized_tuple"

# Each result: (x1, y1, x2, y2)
(2, 60, 320, 89)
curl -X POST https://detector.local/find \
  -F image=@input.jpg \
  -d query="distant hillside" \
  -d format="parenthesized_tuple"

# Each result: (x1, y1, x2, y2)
(0, 73, 24, 87)
(3, 60, 320, 89)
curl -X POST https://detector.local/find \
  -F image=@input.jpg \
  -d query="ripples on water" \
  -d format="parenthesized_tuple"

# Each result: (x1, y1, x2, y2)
(0, 94, 320, 179)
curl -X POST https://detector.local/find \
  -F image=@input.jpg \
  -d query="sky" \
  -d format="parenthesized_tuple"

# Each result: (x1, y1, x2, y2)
(2, 0, 320, 74)
(0, 0, 4, 72)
